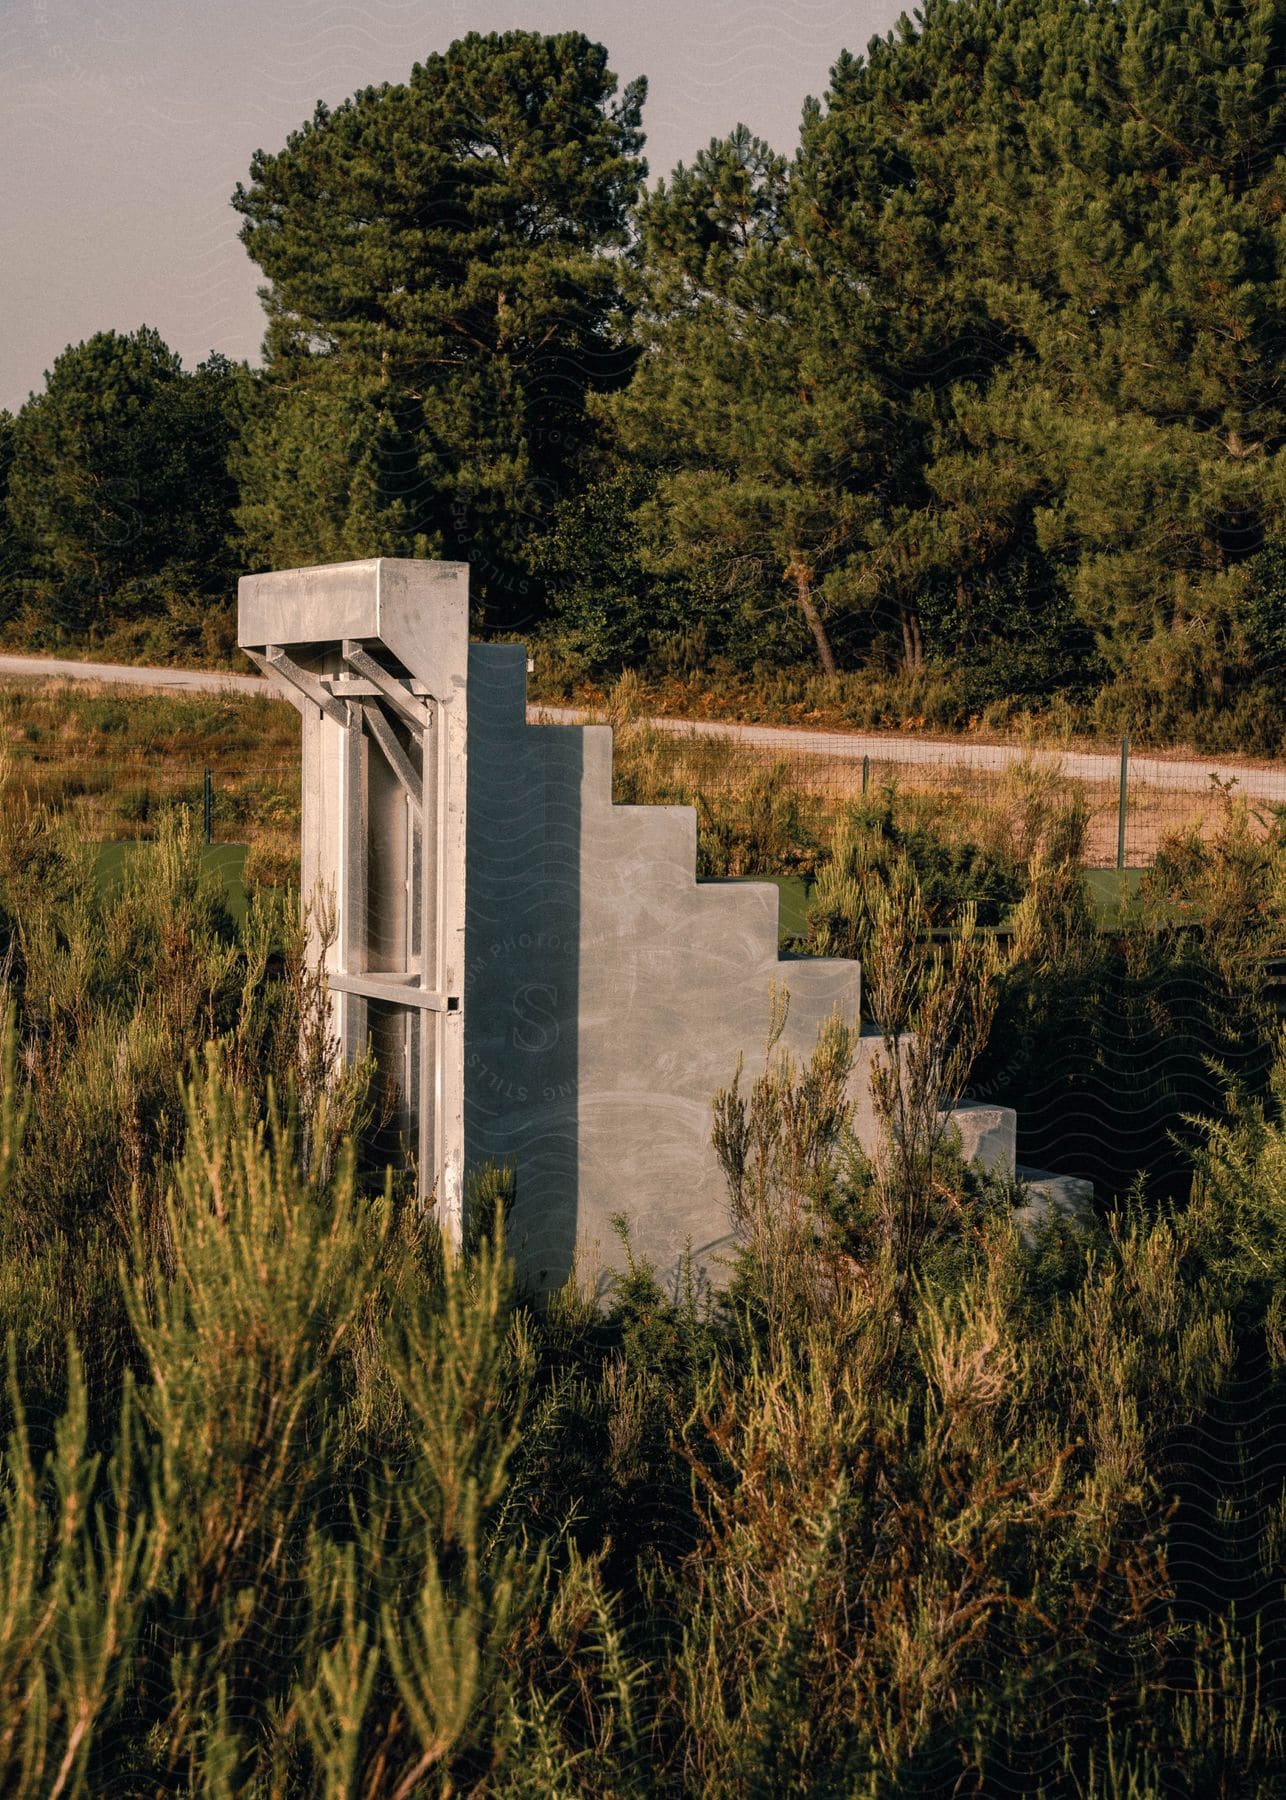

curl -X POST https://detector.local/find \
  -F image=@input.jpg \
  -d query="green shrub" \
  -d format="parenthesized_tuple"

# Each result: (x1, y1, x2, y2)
(0, 736, 1283, 1794)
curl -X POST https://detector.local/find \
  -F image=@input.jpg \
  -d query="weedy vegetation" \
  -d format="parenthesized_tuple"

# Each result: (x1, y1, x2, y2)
(0, 682, 300, 892)
(0, 711, 1283, 1794)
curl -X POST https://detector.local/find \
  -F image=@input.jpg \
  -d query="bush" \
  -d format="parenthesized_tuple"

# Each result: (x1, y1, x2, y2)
(972, 796, 1284, 1198)
(0, 769, 1284, 1793)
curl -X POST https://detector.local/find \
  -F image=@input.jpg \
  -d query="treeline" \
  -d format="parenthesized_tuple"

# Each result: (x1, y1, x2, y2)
(4, 4, 1286, 746)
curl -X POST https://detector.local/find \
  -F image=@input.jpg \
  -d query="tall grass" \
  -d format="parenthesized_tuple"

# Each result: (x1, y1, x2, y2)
(608, 690, 1128, 894)
(531, 646, 1286, 758)
(0, 767, 1283, 1789)
(970, 792, 1286, 1197)
(0, 682, 300, 891)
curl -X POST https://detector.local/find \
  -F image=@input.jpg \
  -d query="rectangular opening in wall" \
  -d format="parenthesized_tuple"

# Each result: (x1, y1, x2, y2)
(365, 996, 415, 1169)
(363, 709, 420, 974)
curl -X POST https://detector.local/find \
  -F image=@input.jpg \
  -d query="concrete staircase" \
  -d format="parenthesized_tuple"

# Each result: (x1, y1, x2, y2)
(465, 644, 1090, 1293)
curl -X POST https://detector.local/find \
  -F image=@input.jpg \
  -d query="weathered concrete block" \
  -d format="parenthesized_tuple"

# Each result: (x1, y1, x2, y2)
(465, 642, 867, 1295)
(940, 1100, 1017, 1177)
(244, 558, 1080, 1304)
(1013, 1168, 1096, 1245)
(239, 559, 470, 1239)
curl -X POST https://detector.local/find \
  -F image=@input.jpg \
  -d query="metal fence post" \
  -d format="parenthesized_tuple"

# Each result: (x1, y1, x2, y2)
(203, 768, 212, 845)
(862, 753, 870, 796)
(1116, 734, 1129, 871)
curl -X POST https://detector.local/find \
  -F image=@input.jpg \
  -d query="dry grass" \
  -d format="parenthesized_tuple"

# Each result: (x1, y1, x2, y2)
(530, 652, 1286, 761)
(0, 736, 1283, 1791)
(0, 678, 301, 891)
(610, 716, 1279, 870)
(3, 677, 1274, 906)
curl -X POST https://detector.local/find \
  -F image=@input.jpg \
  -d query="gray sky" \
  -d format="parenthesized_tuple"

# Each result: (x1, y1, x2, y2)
(3, 0, 908, 413)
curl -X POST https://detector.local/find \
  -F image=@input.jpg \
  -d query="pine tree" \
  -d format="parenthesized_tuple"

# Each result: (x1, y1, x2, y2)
(815, 0, 1286, 713)
(992, 0, 1286, 713)
(616, 12, 1028, 681)
(613, 0, 1286, 713)
(4, 329, 247, 644)
(0, 412, 24, 628)
(783, 0, 1049, 676)
(612, 127, 883, 676)
(232, 30, 646, 627)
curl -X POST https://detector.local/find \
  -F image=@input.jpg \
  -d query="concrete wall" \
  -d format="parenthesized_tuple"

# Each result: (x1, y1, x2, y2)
(240, 558, 1024, 1295)
(464, 645, 880, 1295)
(240, 560, 471, 1238)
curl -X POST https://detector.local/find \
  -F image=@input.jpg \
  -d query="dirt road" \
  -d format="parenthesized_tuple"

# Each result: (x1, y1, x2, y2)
(0, 653, 266, 698)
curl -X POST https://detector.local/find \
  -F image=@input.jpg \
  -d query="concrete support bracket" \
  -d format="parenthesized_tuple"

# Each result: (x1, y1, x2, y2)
(238, 559, 469, 1246)
(329, 970, 457, 1011)
(264, 646, 348, 727)
(359, 700, 423, 813)
(342, 639, 434, 729)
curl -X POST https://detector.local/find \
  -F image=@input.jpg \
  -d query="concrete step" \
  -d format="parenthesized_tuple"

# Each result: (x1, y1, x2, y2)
(1013, 1166, 1096, 1244)
(941, 1100, 1017, 1177)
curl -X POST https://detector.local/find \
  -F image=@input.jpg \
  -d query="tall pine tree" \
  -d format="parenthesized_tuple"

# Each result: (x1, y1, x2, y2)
(815, 0, 1286, 714)
(232, 30, 646, 627)
(617, 0, 1286, 721)
(610, 127, 883, 676)
(5, 329, 247, 648)
(614, 14, 1025, 680)
(991, 0, 1286, 716)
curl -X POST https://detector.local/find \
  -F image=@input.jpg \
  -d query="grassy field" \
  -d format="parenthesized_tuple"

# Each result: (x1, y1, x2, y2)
(3, 668, 1280, 1190)
(0, 669, 1284, 1790)
(4, 673, 1280, 892)
(0, 679, 301, 892)
(0, 676, 1099, 910)
(604, 711, 1283, 870)
(528, 648, 1286, 759)
(607, 712, 1214, 876)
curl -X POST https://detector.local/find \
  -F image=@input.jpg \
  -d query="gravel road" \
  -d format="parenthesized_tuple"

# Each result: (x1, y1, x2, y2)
(0, 652, 267, 698)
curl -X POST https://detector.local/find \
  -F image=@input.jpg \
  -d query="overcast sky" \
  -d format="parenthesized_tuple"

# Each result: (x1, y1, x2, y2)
(3, 0, 909, 413)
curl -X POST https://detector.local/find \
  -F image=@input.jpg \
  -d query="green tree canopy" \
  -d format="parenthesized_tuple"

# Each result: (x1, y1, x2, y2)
(0, 411, 21, 626)
(804, 0, 1286, 709)
(989, 0, 1286, 712)
(608, 0, 1286, 723)
(4, 328, 247, 645)
(611, 19, 1026, 680)
(786, 0, 1041, 677)
(232, 29, 646, 627)
(609, 127, 882, 676)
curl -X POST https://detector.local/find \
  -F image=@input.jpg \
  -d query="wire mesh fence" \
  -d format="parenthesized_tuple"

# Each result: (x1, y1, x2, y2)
(0, 748, 300, 849)
(573, 711, 1286, 872)
(5, 700, 1284, 874)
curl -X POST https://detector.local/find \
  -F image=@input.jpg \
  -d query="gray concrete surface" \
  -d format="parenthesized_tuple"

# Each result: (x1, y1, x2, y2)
(238, 561, 471, 1247)
(1013, 1168, 1096, 1246)
(228, 565, 878, 1292)
(943, 1101, 1016, 1177)
(466, 643, 877, 1295)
